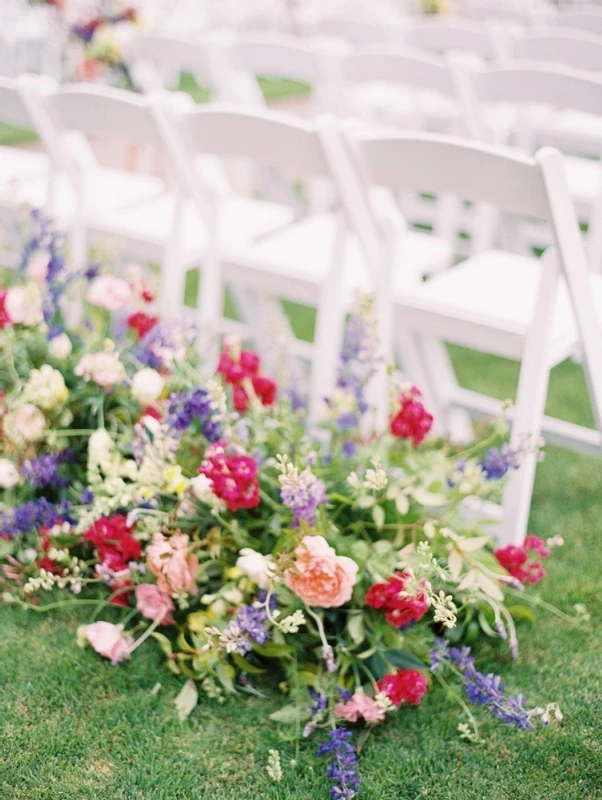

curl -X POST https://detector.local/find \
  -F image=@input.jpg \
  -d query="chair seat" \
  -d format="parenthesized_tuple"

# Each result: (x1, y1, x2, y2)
(0, 166, 166, 225)
(397, 249, 602, 363)
(87, 192, 296, 263)
(0, 145, 49, 183)
(224, 212, 452, 307)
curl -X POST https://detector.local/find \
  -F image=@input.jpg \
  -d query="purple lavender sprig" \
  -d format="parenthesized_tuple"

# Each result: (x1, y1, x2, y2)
(478, 445, 520, 481)
(317, 728, 361, 800)
(430, 639, 561, 730)
(165, 388, 222, 442)
(0, 498, 76, 538)
(20, 449, 75, 489)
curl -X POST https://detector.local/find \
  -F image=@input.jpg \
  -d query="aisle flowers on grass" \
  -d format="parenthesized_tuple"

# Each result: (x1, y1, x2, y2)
(0, 210, 568, 798)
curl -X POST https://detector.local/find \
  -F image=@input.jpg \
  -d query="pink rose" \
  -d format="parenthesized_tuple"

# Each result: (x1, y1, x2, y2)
(87, 275, 132, 311)
(284, 535, 358, 608)
(26, 251, 50, 281)
(335, 692, 385, 725)
(85, 621, 133, 665)
(135, 583, 175, 625)
(146, 532, 199, 595)
(5, 284, 43, 325)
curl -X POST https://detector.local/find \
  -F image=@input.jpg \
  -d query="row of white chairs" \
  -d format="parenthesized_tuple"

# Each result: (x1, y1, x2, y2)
(1, 76, 602, 547)
(124, 31, 602, 264)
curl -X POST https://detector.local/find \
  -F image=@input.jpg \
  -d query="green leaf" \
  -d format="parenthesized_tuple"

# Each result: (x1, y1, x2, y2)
(269, 703, 311, 725)
(175, 679, 198, 722)
(347, 614, 365, 645)
(508, 604, 537, 624)
(384, 649, 427, 670)
(231, 652, 266, 675)
(215, 660, 236, 693)
(253, 642, 295, 658)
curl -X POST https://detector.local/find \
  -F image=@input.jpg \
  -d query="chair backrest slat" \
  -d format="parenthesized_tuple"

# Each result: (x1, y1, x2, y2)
(552, 10, 602, 37)
(127, 33, 214, 85)
(348, 131, 550, 219)
(232, 36, 321, 85)
(399, 20, 503, 60)
(46, 84, 166, 148)
(472, 64, 602, 117)
(514, 30, 602, 72)
(342, 46, 456, 95)
(177, 106, 332, 177)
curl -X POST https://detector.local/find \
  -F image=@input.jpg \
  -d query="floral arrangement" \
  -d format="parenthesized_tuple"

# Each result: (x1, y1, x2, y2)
(32, 0, 140, 85)
(1, 210, 566, 798)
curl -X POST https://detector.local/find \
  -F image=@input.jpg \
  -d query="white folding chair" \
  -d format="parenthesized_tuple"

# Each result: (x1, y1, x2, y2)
(458, 62, 602, 271)
(344, 129, 602, 544)
(304, 16, 394, 46)
(513, 28, 602, 72)
(461, 0, 555, 28)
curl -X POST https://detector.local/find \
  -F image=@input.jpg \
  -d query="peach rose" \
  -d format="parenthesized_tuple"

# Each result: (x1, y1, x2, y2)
(85, 621, 133, 665)
(135, 583, 175, 625)
(87, 275, 132, 311)
(335, 692, 385, 725)
(146, 532, 199, 595)
(284, 535, 358, 608)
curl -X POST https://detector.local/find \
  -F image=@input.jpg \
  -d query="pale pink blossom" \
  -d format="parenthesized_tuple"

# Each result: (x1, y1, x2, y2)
(75, 351, 126, 388)
(335, 693, 385, 725)
(284, 535, 358, 608)
(26, 251, 50, 281)
(85, 621, 133, 665)
(5, 284, 43, 326)
(135, 584, 175, 625)
(146, 532, 199, 595)
(87, 275, 132, 311)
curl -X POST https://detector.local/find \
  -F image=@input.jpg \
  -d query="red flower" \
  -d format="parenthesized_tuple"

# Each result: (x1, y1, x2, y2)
(218, 344, 277, 412)
(390, 386, 433, 447)
(377, 669, 428, 706)
(494, 535, 550, 585)
(140, 405, 163, 422)
(127, 311, 159, 340)
(0, 289, 10, 329)
(37, 556, 62, 575)
(365, 572, 429, 628)
(85, 515, 141, 568)
(198, 441, 260, 512)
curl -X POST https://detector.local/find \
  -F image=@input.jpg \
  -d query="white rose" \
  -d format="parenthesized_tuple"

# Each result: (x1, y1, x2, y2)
(139, 415, 161, 435)
(24, 365, 68, 410)
(8, 403, 46, 443)
(0, 458, 20, 489)
(5, 283, 44, 326)
(131, 368, 164, 405)
(49, 333, 72, 359)
(88, 429, 114, 466)
(236, 548, 275, 589)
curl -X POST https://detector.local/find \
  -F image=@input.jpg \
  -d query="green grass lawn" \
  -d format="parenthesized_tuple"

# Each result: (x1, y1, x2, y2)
(1, 344, 601, 800)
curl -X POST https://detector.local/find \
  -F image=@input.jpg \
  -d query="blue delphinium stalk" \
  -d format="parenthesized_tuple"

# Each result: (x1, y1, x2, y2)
(324, 293, 379, 434)
(0, 498, 76, 538)
(20, 449, 75, 489)
(135, 320, 194, 371)
(478, 445, 520, 480)
(317, 728, 361, 800)
(165, 388, 222, 442)
(430, 639, 560, 730)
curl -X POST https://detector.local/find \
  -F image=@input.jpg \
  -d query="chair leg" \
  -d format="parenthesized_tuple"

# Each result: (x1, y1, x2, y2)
(417, 334, 475, 444)
(308, 286, 345, 427)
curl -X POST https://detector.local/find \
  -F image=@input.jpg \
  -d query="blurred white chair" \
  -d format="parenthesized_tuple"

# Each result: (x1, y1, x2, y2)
(459, 62, 602, 270)
(461, 0, 555, 28)
(304, 16, 394, 46)
(343, 129, 602, 544)
(513, 28, 602, 72)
